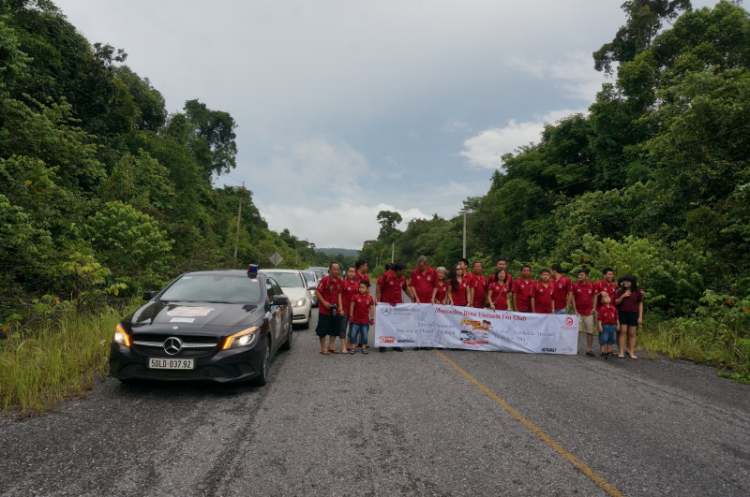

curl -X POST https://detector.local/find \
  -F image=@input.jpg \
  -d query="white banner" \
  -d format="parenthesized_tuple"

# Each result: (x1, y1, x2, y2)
(375, 303, 579, 355)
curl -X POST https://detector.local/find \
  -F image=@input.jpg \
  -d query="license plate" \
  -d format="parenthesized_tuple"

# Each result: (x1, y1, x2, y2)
(148, 358, 194, 370)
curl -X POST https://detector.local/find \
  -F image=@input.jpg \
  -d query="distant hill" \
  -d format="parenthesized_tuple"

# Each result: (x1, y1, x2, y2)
(317, 248, 359, 257)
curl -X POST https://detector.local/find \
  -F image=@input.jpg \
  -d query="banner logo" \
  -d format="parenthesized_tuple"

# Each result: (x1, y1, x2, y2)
(379, 336, 395, 343)
(565, 317, 574, 326)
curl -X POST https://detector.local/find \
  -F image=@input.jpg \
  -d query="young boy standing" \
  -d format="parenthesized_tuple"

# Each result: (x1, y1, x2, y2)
(597, 293, 619, 359)
(349, 281, 375, 354)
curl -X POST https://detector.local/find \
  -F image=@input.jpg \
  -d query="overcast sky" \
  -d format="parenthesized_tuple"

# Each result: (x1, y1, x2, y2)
(54, 0, 721, 249)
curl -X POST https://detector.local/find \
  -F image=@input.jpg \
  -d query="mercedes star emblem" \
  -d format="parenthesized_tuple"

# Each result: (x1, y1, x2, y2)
(163, 336, 183, 356)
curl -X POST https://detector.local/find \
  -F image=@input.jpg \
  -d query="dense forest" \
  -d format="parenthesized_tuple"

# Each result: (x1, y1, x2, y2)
(0, 0, 351, 331)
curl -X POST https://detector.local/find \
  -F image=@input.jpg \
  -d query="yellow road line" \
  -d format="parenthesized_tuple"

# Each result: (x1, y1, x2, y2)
(434, 350, 625, 497)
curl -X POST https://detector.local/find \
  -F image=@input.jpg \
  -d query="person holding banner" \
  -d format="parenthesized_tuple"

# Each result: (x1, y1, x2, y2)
(409, 255, 437, 304)
(487, 269, 510, 310)
(448, 264, 470, 306)
(511, 265, 535, 312)
(376, 262, 409, 352)
(551, 264, 573, 314)
(432, 267, 449, 304)
(572, 268, 597, 356)
(534, 269, 555, 314)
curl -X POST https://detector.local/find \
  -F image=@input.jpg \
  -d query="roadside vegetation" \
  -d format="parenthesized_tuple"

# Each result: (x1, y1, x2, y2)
(360, 1, 750, 382)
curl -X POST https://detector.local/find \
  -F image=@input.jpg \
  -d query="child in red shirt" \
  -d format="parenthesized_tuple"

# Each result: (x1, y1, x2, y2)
(597, 293, 619, 359)
(349, 281, 375, 354)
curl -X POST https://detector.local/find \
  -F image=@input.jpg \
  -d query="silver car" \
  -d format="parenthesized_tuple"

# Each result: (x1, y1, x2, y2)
(301, 270, 319, 308)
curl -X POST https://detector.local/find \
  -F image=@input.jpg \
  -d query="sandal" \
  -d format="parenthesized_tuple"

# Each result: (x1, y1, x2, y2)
(320, 351, 330, 355)
(586, 351, 595, 357)
(328, 349, 340, 354)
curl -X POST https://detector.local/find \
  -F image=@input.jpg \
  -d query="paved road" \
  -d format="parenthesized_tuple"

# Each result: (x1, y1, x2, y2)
(1, 310, 749, 496)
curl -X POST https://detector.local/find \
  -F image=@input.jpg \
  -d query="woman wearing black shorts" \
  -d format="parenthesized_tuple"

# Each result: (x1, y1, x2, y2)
(615, 274, 644, 359)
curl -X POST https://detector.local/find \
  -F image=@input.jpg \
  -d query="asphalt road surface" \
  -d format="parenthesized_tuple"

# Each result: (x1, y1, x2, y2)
(1, 310, 749, 496)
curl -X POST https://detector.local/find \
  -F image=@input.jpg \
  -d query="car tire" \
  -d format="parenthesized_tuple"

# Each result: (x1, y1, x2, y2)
(252, 339, 271, 386)
(281, 326, 293, 351)
(300, 313, 310, 329)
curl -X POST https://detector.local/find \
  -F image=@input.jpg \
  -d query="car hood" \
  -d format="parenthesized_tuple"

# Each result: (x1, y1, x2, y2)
(124, 301, 265, 336)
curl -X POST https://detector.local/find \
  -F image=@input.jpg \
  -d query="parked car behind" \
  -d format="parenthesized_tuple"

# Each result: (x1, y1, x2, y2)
(300, 270, 319, 307)
(109, 268, 292, 385)
(259, 269, 312, 329)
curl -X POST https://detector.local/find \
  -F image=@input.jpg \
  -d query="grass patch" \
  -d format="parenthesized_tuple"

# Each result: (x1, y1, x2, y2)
(0, 306, 126, 415)
(639, 319, 750, 383)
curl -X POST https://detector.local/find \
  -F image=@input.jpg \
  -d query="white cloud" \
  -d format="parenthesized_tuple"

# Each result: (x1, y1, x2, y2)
(505, 52, 609, 101)
(262, 200, 428, 249)
(459, 109, 587, 169)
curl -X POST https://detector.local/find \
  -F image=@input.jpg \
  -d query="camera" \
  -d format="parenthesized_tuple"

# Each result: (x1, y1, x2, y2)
(329, 304, 338, 313)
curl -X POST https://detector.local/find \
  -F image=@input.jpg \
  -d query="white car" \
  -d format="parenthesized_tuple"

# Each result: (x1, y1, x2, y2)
(300, 270, 319, 308)
(259, 269, 311, 329)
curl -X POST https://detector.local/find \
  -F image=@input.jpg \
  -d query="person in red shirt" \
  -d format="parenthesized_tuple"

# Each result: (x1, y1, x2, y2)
(533, 269, 555, 314)
(314, 263, 343, 355)
(349, 280, 375, 354)
(448, 264, 470, 307)
(550, 264, 572, 314)
(468, 261, 487, 308)
(615, 274, 644, 359)
(597, 292, 619, 359)
(354, 259, 370, 284)
(338, 265, 359, 354)
(376, 262, 409, 352)
(487, 269, 510, 311)
(511, 265, 535, 312)
(488, 258, 513, 286)
(409, 255, 437, 304)
(572, 268, 597, 356)
(594, 267, 618, 311)
(432, 267, 449, 304)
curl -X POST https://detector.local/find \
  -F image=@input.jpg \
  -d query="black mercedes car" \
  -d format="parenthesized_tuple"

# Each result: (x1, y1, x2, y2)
(109, 267, 292, 385)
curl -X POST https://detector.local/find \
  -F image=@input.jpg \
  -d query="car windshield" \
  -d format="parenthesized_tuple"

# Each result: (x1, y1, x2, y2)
(264, 271, 305, 288)
(160, 274, 262, 303)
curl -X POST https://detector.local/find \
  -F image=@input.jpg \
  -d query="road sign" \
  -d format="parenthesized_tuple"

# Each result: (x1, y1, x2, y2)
(269, 252, 283, 267)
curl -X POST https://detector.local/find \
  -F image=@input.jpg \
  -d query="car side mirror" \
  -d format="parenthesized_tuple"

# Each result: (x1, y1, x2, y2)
(273, 294, 289, 306)
(307, 282, 317, 290)
(143, 290, 156, 301)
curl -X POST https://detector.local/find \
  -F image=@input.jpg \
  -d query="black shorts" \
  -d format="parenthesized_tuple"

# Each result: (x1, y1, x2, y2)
(620, 311, 639, 327)
(315, 313, 341, 337)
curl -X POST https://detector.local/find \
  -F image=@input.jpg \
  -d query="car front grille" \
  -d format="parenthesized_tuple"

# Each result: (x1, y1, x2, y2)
(132, 334, 219, 357)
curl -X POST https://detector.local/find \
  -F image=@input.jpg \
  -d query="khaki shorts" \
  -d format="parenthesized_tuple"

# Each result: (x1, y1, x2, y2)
(579, 314, 595, 335)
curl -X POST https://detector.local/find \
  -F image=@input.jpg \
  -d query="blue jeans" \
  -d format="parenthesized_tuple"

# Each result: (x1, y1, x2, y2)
(555, 309, 568, 315)
(349, 322, 370, 345)
(599, 324, 617, 345)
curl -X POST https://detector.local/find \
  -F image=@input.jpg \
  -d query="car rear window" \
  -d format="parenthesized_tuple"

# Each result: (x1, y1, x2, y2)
(263, 272, 305, 288)
(160, 274, 262, 303)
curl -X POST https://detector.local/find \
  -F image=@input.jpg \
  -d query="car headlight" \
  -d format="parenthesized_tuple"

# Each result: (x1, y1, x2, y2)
(114, 323, 131, 348)
(292, 298, 307, 308)
(222, 326, 259, 350)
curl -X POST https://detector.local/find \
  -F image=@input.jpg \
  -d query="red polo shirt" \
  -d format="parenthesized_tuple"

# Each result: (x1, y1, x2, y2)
(552, 275, 572, 311)
(340, 278, 359, 315)
(433, 280, 449, 304)
(450, 279, 470, 306)
(487, 281, 509, 310)
(409, 266, 437, 303)
(379, 270, 408, 305)
(595, 279, 618, 303)
(512, 277, 535, 312)
(316, 276, 342, 315)
(572, 280, 596, 316)
(350, 294, 375, 324)
(534, 282, 555, 314)
(469, 273, 487, 308)
(598, 304, 619, 325)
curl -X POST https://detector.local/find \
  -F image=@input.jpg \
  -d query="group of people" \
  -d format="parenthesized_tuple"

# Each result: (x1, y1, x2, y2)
(314, 257, 644, 359)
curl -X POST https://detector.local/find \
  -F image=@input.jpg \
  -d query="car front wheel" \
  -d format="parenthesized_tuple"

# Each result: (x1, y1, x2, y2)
(252, 339, 271, 386)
